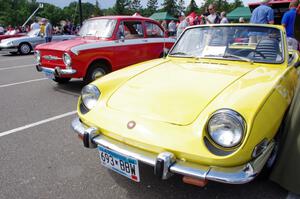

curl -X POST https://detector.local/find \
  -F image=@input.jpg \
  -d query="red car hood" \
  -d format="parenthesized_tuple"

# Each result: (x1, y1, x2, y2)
(36, 37, 106, 51)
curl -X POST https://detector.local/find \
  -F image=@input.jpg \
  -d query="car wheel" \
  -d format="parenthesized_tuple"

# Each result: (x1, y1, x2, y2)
(84, 63, 108, 84)
(257, 113, 288, 180)
(18, 43, 32, 55)
(53, 77, 71, 84)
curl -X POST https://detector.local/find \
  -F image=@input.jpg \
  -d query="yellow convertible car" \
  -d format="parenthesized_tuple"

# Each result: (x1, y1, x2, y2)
(72, 24, 300, 186)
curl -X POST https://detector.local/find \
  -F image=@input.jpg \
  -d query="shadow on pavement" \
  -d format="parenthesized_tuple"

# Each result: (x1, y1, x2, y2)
(0, 52, 34, 56)
(106, 163, 287, 199)
(51, 79, 85, 97)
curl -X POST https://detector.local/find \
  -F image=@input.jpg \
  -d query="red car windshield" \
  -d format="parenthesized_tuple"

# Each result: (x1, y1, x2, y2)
(78, 19, 117, 38)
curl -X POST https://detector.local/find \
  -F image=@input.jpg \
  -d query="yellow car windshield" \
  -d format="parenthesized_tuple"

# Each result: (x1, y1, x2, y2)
(170, 25, 284, 64)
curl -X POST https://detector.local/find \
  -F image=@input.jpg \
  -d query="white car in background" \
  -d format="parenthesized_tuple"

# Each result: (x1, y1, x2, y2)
(0, 29, 76, 55)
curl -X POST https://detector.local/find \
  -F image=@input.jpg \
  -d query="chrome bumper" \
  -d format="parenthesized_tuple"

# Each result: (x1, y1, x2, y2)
(36, 65, 76, 76)
(71, 117, 275, 184)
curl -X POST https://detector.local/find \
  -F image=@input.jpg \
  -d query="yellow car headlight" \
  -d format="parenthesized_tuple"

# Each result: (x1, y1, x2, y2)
(81, 85, 100, 110)
(207, 109, 245, 148)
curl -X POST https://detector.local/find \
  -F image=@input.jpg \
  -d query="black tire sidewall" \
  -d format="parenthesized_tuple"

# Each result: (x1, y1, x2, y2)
(53, 77, 71, 84)
(84, 63, 107, 84)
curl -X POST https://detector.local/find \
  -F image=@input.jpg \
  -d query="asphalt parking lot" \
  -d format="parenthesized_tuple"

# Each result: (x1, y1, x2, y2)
(0, 51, 289, 199)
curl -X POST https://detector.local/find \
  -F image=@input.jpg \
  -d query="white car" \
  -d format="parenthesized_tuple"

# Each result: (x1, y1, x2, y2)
(0, 29, 76, 55)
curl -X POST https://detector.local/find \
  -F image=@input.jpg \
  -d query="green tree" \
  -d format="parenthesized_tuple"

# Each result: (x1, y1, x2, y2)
(161, 0, 179, 17)
(145, 0, 158, 16)
(0, 0, 35, 27)
(63, 2, 97, 25)
(178, 0, 186, 15)
(129, 0, 142, 14)
(38, 3, 63, 26)
(112, 0, 130, 15)
(93, 0, 103, 17)
(186, 0, 198, 15)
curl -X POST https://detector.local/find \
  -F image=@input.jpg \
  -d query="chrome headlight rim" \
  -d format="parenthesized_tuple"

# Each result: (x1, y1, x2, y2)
(35, 50, 41, 63)
(63, 53, 72, 68)
(207, 109, 246, 149)
(81, 84, 100, 110)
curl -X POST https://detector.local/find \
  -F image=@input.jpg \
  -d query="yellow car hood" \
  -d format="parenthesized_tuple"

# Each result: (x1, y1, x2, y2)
(107, 60, 253, 125)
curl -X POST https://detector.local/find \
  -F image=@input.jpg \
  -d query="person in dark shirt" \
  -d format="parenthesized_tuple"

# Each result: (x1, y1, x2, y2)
(281, 1, 298, 38)
(63, 20, 71, 35)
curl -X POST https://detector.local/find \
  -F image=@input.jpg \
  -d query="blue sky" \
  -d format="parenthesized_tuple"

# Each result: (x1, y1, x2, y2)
(37, 0, 256, 9)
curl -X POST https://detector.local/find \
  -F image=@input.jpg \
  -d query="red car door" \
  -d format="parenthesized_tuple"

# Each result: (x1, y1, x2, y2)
(144, 21, 171, 59)
(112, 20, 148, 70)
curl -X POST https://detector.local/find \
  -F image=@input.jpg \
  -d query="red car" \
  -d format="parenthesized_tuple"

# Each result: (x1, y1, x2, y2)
(35, 16, 175, 84)
(0, 30, 26, 42)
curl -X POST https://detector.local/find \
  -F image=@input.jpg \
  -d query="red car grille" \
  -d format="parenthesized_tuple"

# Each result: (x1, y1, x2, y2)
(40, 50, 65, 68)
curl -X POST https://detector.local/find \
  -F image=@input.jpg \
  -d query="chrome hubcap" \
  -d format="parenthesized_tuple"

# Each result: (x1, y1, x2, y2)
(92, 69, 105, 80)
(21, 45, 30, 54)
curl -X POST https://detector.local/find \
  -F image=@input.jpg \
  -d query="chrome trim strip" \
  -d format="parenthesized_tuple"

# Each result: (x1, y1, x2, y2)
(36, 65, 76, 76)
(71, 117, 275, 184)
(70, 37, 176, 55)
(43, 55, 62, 61)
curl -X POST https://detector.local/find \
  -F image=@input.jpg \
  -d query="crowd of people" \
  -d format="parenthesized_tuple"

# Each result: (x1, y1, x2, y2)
(158, 3, 233, 38)
(158, 0, 300, 44)
(0, 18, 79, 43)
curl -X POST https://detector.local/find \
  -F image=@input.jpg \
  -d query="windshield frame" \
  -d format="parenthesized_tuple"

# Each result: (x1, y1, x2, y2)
(78, 18, 117, 38)
(27, 29, 40, 37)
(168, 24, 286, 65)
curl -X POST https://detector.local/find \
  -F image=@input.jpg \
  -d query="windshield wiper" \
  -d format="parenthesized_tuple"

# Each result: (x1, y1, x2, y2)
(169, 52, 194, 57)
(223, 53, 253, 63)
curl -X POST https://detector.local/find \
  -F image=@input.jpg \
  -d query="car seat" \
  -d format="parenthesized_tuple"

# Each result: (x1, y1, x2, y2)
(253, 38, 280, 62)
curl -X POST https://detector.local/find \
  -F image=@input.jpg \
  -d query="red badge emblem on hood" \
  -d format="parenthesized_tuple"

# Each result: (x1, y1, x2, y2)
(127, 121, 136, 129)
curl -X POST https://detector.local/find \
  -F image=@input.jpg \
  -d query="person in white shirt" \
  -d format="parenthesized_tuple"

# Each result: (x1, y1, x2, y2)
(176, 17, 190, 38)
(220, 12, 229, 23)
(205, 4, 221, 24)
(30, 19, 40, 30)
(239, 17, 245, 23)
(168, 20, 176, 36)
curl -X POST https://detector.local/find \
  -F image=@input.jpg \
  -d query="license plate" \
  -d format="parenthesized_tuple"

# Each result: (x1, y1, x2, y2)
(42, 69, 54, 79)
(98, 145, 140, 182)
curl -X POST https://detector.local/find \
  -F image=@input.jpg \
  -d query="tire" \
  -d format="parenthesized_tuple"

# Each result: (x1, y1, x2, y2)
(84, 62, 108, 84)
(52, 77, 71, 84)
(18, 43, 32, 55)
(257, 112, 287, 180)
